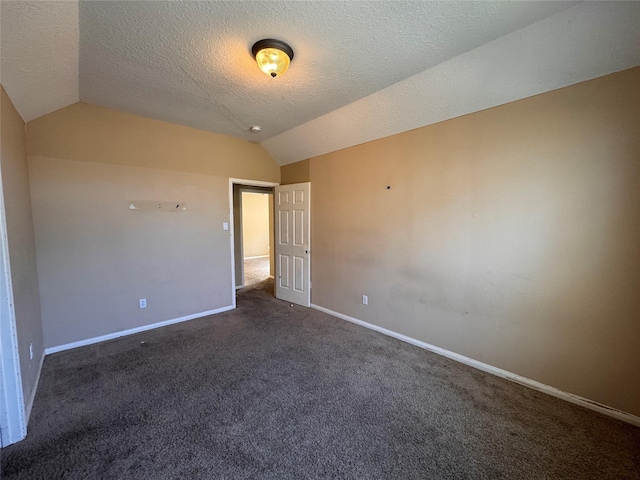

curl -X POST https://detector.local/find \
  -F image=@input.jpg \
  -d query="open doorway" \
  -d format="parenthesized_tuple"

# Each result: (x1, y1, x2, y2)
(228, 179, 311, 309)
(230, 181, 277, 302)
(241, 191, 272, 286)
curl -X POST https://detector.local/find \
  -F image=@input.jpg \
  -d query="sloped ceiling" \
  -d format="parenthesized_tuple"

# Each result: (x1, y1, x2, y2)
(0, 1, 79, 121)
(1, 1, 639, 165)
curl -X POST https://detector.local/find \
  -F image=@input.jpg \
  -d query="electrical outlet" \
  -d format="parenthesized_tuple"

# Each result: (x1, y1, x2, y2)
(362, 295, 368, 305)
(139, 298, 147, 309)
(29, 343, 33, 360)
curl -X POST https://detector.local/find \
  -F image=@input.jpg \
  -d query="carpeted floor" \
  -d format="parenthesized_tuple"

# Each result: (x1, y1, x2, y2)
(244, 256, 270, 286)
(2, 278, 639, 479)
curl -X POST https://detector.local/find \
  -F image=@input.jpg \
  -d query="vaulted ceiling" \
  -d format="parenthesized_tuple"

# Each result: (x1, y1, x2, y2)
(1, 1, 639, 165)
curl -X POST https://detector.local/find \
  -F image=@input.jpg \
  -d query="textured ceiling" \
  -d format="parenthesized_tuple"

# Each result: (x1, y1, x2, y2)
(2, 1, 639, 166)
(77, 0, 575, 142)
(0, 1, 79, 121)
(265, 1, 640, 164)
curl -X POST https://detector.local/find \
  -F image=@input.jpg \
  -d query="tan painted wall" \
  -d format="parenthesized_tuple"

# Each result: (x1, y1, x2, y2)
(0, 86, 44, 407)
(310, 67, 640, 416)
(242, 192, 270, 258)
(281, 159, 310, 185)
(27, 103, 280, 348)
(27, 102, 280, 181)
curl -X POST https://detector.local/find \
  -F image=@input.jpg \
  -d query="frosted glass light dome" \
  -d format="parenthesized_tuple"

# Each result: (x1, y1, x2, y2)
(252, 39, 294, 78)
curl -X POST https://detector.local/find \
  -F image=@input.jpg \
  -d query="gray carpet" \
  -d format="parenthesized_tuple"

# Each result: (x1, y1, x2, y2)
(244, 256, 270, 286)
(2, 279, 639, 479)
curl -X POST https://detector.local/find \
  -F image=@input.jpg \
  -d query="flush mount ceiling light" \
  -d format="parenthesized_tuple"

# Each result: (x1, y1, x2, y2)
(252, 39, 294, 78)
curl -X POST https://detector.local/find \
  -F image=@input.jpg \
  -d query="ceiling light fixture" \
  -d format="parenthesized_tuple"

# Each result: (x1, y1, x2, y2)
(252, 39, 294, 78)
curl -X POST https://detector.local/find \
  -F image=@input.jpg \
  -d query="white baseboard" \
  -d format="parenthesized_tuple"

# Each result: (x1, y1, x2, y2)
(244, 255, 269, 260)
(25, 350, 46, 423)
(45, 305, 235, 355)
(310, 304, 640, 427)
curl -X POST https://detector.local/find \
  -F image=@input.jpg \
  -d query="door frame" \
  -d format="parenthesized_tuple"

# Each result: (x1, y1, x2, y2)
(0, 183, 27, 446)
(236, 188, 274, 289)
(228, 178, 279, 308)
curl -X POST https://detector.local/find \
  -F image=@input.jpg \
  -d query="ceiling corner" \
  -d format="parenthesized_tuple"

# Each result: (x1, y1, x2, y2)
(0, 0, 80, 122)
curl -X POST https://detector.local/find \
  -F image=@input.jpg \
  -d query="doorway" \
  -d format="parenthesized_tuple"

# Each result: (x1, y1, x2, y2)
(229, 179, 277, 307)
(240, 190, 273, 287)
(228, 179, 311, 309)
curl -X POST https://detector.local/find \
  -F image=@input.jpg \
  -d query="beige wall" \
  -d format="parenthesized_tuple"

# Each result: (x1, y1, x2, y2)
(281, 159, 310, 184)
(310, 67, 640, 416)
(27, 103, 280, 348)
(27, 102, 280, 181)
(0, 86, 44, 407)
(242, 192, 270, 258)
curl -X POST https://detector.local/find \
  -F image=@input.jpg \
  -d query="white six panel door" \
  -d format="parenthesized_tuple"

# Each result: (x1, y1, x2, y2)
(275, 182, 310, 307)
